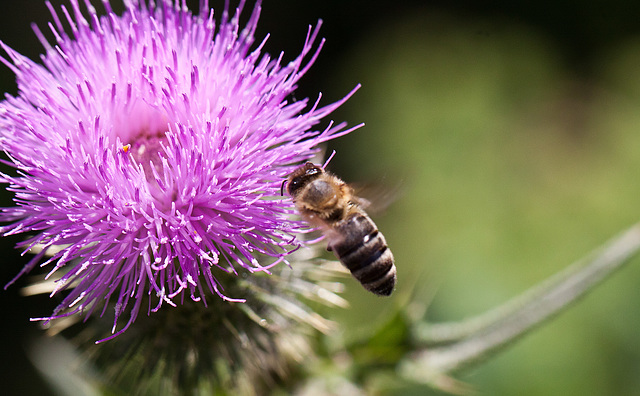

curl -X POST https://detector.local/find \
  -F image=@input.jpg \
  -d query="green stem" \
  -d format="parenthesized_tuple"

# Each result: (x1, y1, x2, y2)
(407, 223, 640, 374)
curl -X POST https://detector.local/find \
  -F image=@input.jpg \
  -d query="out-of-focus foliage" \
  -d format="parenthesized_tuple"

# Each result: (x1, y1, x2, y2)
(325, 9, 640, 396)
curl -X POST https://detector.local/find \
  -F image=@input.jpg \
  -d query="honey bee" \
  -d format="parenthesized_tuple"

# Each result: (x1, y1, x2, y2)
(283, 162, 396, 296)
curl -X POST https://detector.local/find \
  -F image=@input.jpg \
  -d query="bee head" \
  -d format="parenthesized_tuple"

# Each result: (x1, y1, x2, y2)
(284, 162, 323, 197)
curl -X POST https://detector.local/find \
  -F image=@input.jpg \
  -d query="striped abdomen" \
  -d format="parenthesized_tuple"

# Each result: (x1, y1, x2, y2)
(328, 212, 396, 296)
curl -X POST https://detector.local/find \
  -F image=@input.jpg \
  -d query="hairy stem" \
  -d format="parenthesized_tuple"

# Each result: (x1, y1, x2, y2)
(408, 223, 640, 374)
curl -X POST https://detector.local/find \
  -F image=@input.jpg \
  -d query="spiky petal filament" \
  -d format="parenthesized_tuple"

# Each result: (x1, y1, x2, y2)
(0, 0, 360, 340)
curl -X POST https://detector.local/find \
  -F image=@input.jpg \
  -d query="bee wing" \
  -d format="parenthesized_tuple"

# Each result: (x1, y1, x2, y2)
(349, 180, 404, 214)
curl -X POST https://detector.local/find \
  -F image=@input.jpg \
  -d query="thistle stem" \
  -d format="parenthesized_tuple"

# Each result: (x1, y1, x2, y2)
(409, 223, 640, 374)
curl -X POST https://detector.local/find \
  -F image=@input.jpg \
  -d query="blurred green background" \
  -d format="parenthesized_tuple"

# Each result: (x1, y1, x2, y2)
(5, 0, 640, 395)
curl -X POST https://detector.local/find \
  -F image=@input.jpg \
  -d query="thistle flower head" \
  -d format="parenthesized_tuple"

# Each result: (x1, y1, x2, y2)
(0, 0, 359, 340)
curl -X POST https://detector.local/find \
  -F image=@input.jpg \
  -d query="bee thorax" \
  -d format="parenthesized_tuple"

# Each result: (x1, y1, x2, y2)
(302, 180, 338, 207)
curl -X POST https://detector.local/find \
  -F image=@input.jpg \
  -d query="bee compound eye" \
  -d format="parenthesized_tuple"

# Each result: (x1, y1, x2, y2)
(287, 178, 302, 195)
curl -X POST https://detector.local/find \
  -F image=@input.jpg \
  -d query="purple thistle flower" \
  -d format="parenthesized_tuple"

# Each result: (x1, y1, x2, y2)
(0, 0, 360, 341)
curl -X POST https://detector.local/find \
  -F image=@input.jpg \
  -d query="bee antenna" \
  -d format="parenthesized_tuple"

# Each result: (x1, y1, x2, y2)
(322, 150, 336, 169)
(281, 180, 287, 196)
